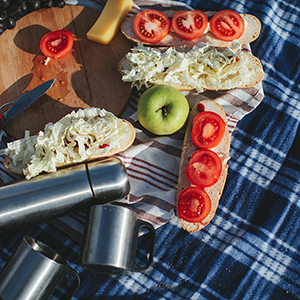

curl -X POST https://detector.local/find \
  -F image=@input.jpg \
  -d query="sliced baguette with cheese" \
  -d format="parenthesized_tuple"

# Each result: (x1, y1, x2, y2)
(176, 100, 230, 233)
(1, 107, 135, 179)
(118, 43, 264, 93)
(121, 11, 261, 48)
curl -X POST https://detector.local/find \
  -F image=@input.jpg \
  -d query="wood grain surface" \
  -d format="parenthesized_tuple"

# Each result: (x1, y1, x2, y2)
(0, 5, 133, 139)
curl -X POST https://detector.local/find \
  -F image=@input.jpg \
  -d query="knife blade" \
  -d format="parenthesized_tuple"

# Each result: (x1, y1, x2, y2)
(0, 79, 55, 129)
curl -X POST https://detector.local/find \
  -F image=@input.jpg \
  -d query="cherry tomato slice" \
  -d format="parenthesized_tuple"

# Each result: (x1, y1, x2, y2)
(192, 111, 225, 149)
(177, 186, 211, 223)
(210, 10, 245, 42)
(171, 10, 208, 40)
(186, 149, 222, 188)
(40, 29, 74, 59)
(133, 9, 171, 43)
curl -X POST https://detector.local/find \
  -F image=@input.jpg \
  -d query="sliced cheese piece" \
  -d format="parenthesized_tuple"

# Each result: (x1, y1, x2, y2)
(87, 0, 133, 44)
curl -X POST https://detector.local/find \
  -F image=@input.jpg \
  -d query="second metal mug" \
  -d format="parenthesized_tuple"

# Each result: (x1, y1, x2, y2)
(0, 236, 80, 300)
(80, 204, 156, 274)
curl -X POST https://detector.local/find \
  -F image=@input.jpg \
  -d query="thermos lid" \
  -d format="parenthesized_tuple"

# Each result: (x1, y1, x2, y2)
(87, 157, 130, 203)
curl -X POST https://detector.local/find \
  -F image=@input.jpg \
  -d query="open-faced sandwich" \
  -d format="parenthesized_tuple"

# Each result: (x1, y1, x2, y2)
(176, 100, 230, 233)
(121, 9, 262, 48)
(118, 42, 264, 93)
(0, 107, 135, 179)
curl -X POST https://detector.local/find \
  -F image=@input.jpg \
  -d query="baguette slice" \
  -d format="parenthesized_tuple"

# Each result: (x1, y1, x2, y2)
(2, 108, 136, 179)
(176, 100, 230, 233)
(121, 11, 261, 48)
(118, 46, 264, 92)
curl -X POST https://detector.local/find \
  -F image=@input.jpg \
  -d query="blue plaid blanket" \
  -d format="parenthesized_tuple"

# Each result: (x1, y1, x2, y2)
(0, 0, 300, 299)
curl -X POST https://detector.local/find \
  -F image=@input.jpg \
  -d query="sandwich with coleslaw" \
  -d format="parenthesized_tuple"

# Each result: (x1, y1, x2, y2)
(0, 107, 135, 179)
(118, 42, 264, 92)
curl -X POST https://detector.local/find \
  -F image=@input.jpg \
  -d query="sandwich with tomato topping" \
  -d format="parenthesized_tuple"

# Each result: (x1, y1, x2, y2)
(121, 9, 261, 48)
(176, 100, 230, 233)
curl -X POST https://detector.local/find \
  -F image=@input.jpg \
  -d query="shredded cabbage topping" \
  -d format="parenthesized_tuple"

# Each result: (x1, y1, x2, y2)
(1, 108, 131, 179)
(121, 42, 262, 92)
(1, 131, 37, 170)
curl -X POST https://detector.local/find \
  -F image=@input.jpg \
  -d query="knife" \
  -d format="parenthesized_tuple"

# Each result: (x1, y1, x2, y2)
(0, 79, 55, 130)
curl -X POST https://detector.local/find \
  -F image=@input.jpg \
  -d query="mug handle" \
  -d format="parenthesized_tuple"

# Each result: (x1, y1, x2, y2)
(62, 266, 81, 299)
(131, 219, 156, 272)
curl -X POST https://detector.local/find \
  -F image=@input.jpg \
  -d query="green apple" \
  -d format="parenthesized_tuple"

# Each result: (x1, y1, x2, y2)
(137, 85, 190, 135)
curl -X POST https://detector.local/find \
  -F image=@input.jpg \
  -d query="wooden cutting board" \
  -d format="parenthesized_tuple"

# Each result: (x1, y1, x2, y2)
(0, 5, 133, 139)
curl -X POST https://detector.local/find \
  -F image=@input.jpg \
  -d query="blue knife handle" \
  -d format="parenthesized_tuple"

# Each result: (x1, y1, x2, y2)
(65, 0, 104, 12)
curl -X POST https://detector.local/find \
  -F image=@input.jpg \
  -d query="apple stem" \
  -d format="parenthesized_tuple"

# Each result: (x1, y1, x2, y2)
(162, 106, 168, 116)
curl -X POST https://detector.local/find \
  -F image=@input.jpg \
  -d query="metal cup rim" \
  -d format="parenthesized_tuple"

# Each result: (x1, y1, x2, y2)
(23, 236, 67, 265)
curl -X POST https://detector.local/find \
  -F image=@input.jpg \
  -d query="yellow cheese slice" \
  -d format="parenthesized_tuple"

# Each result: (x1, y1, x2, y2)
(87, 0, 133, 44)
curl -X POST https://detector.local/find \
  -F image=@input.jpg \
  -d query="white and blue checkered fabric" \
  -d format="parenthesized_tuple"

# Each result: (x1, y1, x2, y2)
(0, 0, 299, 299)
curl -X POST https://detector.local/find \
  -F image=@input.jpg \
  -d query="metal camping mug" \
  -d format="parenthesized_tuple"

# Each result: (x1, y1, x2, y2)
(80, 204, 156, 274)
(0, 236, 80, 300)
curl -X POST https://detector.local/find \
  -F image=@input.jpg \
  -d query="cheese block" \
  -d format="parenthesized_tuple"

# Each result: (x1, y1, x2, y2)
(87, 0, 133, 44)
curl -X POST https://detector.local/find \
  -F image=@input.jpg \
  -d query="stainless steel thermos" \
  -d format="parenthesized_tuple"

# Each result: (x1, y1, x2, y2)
(0, 157, 130, 231)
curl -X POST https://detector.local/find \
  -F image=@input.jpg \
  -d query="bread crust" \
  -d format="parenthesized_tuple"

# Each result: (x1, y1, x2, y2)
(176, 100, 230, 233)
(121, 11, 261, 48)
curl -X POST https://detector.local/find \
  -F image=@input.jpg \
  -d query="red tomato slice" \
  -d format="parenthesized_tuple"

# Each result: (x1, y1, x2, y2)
(186, 149, 222, 188)
(40, 29, 74, 59)
(133, 9, 171, 43)
(210, 10, 245, 42)
(177, 186, 211, 223)
(171, 10, 208, 40)
(192, 111, 225, 149)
